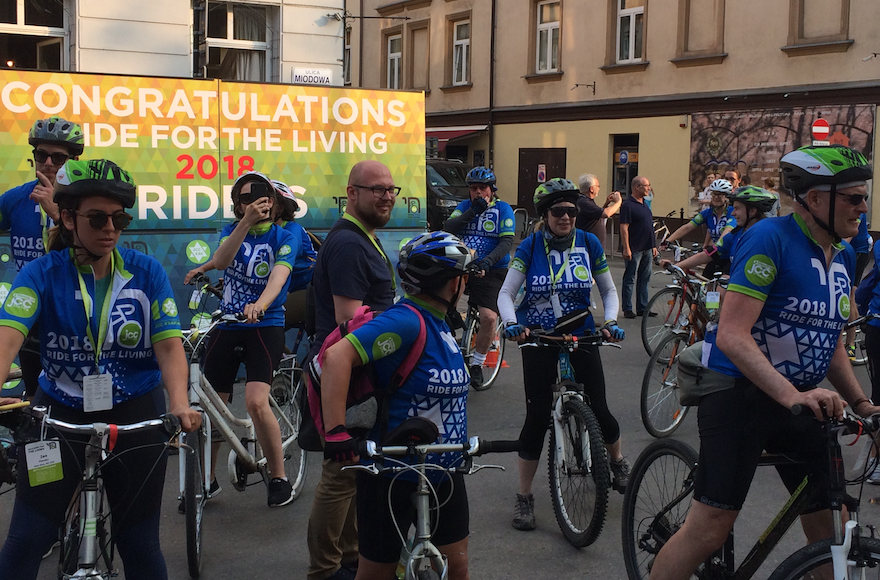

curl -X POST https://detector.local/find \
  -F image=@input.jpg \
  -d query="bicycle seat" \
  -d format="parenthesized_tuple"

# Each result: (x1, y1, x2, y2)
(383, 417, 440, 446)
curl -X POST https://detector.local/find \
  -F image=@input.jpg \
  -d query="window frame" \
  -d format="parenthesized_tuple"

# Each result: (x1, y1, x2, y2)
(535, 0, 561, 74)
(0, 0, 67, 71)
(203, 1, 271, 81)
(343, 25, 352, 85)
(387, 33, 403, 90)
(452, 19, 470, 86)
(616, 0, 645, 64)
(782, 0, 852, 56)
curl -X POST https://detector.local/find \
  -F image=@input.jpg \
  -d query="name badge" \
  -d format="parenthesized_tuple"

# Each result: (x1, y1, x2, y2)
(83, 373, 114, 412)
(25, 440, 63, 486)
(706, 291, 721, 310)
(550, 293, 564, 319)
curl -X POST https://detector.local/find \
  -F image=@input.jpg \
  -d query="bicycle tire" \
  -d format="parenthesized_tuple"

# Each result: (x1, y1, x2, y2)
(476, 318, 506, 390)
(271, 368, 309, 498)
(184, 425, 207, 578)
(767, 536, 880, 580)
(58, 491, 82, 577)
(416, 569, 440, 580)
(640, 333, 689, 438)
(852, 326, 869, 366)
(548, 397, 610, 547)
(621, 439, 699, 580)
(641, 286, 686, 357)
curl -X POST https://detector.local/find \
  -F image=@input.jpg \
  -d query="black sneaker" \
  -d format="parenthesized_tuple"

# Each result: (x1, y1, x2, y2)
(624, 310, 637, 319)
(512, 493, 536, 531)
(267, 477, 294, 507)
(611, 457, 631, 494)
(469, 365, 484, 390)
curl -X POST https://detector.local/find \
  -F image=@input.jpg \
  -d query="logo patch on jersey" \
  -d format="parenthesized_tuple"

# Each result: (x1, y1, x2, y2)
(186, 240, 211, 264)
(4, 287, 38, 318)
(255, 261, 270, 277)
(161, 298, 178, 318)
(118, 321, 142, 348)
(744, 255, 776, 286)
(0, 282, 11, 307)
(482, 219, 495, 233)
(504, 218, 513, 227)
(510, 258, 527, 273)
(278, 244, 292, 257)
(373, 333, 402, 358)
(838, 294, 851, 319)
(573, 265, 589, 281)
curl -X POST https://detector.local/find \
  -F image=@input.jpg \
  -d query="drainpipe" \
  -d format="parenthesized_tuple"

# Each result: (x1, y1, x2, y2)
(359, 0, 364, 87)
(488, 0, 496, 168)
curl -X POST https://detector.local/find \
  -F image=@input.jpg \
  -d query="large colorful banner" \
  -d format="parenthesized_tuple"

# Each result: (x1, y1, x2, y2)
(0, 71, 426, 231)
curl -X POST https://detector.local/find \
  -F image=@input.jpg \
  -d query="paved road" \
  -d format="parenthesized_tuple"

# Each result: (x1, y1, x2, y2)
(4, 256, 878, 580)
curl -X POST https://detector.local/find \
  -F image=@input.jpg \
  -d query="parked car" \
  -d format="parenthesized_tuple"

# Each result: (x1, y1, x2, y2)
(426, 159, 472, 231)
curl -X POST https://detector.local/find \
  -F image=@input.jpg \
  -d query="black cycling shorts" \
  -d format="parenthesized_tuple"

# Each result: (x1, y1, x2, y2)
(202, 325, 285, 393)
(356, 471, 469, 564)
(693, 379, 829, 513)
(467, 268, 506, 313)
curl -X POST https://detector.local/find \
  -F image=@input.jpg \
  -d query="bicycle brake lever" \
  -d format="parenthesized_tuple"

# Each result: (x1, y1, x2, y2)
(469, 463, 505, 475)
(341, 464, 379, 475)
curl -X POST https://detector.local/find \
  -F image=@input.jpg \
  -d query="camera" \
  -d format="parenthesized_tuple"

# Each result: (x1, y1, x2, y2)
(239, 182, 270, 204)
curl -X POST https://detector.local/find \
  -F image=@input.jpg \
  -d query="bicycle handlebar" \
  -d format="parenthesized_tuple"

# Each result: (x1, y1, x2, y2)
(188, 272, 223, 299)
(26, 405, 181, 438)
(846, 312, 880, 330)
(522, 332, 621, 349)
(360, 436, 520, 461)
(789, 404, 880, 436)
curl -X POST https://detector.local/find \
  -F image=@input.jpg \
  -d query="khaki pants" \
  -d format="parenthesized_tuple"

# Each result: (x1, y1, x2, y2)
(307, 458, 359, 580)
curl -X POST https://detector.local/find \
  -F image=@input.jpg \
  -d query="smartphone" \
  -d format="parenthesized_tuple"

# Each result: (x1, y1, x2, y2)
(240, 182, 270, 204)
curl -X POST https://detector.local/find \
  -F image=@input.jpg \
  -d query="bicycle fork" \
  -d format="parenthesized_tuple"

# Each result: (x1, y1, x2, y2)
(406, 453, 448, 580)
(551, 391, 592, 474)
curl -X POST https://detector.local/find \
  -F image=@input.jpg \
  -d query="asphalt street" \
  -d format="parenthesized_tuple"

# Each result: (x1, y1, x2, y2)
(4, 254, 879, 580)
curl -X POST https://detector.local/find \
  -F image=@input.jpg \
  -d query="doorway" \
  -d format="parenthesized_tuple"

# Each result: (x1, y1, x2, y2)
(517, 148, 567, 215)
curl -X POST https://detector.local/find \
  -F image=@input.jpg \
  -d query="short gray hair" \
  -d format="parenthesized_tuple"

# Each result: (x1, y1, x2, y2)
(578, 173, 597, 193)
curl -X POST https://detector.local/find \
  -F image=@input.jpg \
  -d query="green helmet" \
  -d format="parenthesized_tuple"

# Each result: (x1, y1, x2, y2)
(54, 159, 136, 209)
(534, 178, 580, 214)
(728, 186, 777, 214)
(29, 116, 85, 157)
(779, 145, 872, 196)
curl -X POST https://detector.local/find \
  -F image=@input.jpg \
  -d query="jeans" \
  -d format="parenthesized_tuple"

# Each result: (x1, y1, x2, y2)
(622, 249, 653, 313)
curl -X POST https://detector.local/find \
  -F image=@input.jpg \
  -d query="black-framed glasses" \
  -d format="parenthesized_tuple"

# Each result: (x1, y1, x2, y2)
(549, 206, 578, 218)
(33, 149, 69, 165)
(76, 210, 133, 231)
(842, 193, 869, 206)
(352, 184, 401, 198)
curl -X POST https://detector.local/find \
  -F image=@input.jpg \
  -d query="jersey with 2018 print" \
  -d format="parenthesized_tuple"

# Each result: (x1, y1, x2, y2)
(448, 198, 515, 269)
(0, 247, 182, 408)
(705, 214, 855, 387)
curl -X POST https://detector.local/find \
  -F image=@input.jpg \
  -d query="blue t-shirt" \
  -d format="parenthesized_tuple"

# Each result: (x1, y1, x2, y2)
(852, 213, 870, 253)
(280, 220, 317, 293)
(690, 206, 736, 244)
(508, 230, 608, 334)
(346, 297, 468, 479)
(714, 226, 744, 260)
(218, 221, 297, 328)
(0, 247, 182, 409)
(619, 196, 655, 253)
(705, 215, 855, 387)
(448, 198, 515, 269)
(0, 180, 52, 270)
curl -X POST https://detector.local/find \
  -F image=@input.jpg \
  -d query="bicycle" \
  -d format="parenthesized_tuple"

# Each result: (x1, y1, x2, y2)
(653, 211, 677, 247)
(0, 367, 23, 492)
(346, 416, 518, 580)
(520, 326, 621, 547)
(179, 273, 309, 578)
(0, 402, 180, 580)
(621, 409, 880, 580)
(846, 312, 878, 367)
(458, 300, 507, 391)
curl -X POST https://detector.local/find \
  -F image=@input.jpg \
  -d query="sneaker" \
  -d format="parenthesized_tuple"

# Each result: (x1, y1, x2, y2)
(868, 462, 880, 485)
(624, 310, 637, 319)
(178, 479, 221, 513)
(512, 493, 536, 531)
(326, 564, 357, 580)
(267, 477, 294, 507)
(469, 365, 484, 390)
(611, 457, 631, 494)
(847, 345, 857, 361)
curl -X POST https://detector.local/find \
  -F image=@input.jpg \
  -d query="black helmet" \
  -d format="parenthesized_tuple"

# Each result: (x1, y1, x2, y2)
(533, 178, 580, 215)
(398, 232, 473, 295)
(54, 159, 136, 210)
(29, 116, 85, 157)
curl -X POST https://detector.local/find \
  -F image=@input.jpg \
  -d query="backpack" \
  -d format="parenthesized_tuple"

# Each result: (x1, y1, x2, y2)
(855, 265, 878, 316)
(305, 304, 427, 443)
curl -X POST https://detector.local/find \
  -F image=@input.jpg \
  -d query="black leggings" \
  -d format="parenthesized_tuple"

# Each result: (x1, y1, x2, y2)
(865, 324, 880, 403)
(517, 344, 621, 461)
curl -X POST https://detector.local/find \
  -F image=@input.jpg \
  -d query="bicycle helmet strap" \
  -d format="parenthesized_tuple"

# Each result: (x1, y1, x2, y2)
(794, 184, 841, 242)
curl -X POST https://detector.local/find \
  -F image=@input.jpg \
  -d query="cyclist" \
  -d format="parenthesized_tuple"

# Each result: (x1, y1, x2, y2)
(271, 179, 318, 294)
(318, 232, 473, 580)
(650, 145, 879, 580)
(844, 212, 871, 360)
(0, 116, 84, 398)
(443, 167, 515, 389)
(0, 159, 200, 580)
(200, 171, 300, 507)
(662, 178, 735, 275)
(496, 178, 628, 531)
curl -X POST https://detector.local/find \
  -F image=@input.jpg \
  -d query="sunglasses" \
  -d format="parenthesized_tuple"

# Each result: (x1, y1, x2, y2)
(841, 193, 869, 206)
(549, 206, 578, 219)
(33, 150, 70, 165)
(76, 210, 133, 231)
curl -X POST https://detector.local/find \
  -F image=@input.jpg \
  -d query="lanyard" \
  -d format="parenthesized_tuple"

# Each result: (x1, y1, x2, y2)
(73, 250, 115, 373)
(39, 206, 51, 253)
(543, 236, 576, 292)
(342, 213, 397, 290)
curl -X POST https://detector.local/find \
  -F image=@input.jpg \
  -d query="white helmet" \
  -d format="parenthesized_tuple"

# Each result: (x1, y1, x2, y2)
(708, 179, 733, 195)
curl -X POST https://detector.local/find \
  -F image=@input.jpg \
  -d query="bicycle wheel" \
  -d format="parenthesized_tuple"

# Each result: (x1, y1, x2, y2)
(478, 318, 506, 390)
(59, 483, 112, 579)
(271, 368, 309, 499)
(641, 286, 686, 357)
(640, 333, 689, 438)
(416, 569, 440, 580)
(852, 325, 869, 366)
(548, 397, 610, 547)
(621, 439, 699, 580)
(768, 536, 880, 580)
(184, 424, 208, 578)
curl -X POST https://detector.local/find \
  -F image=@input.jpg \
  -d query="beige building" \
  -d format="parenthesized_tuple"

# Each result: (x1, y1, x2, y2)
(347, 0, 879, 223)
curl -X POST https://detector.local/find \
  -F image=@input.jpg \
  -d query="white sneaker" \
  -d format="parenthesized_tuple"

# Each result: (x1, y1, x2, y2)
(868, 463, 880, 485)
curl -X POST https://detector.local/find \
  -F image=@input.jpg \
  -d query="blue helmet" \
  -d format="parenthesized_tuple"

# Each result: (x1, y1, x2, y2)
(398, 232, 473, 295)
(466, 166, 497, 191)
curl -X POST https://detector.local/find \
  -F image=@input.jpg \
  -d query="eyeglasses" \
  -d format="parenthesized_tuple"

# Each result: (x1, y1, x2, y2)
(33, 149, 70, 165)
(710, 191, 727, 197)
(549, 206, 578, 219)
(76, 210, 133, 231)
(352, 184, 401, 198)
(841, 193, 869, 206)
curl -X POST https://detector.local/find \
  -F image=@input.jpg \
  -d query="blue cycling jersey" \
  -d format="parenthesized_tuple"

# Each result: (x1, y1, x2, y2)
(705, 215, 855, 387)
(346, 297, 468, 479)
(218, 221, 297, 328)
(279, 220, 317, 293)
(0, 180, 52, 270)
(448, 198, 515, 269)
(714, 226, 744, 260)
(0, 247, 182, 409)
(690, 206, 736, 244)
(508, 230, 608, 334)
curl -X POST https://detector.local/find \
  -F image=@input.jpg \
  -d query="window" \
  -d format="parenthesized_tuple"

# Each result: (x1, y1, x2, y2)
(536, 1, 560, 73)
(452, 20, 470, 85)
(343, 26, 352, 85)
(0, 0, 66, 71)
(617, 0, 645, 63)
(783, 0, 852, 56)
(203, 2, 270, 81)
(387, 34, 402, 89)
